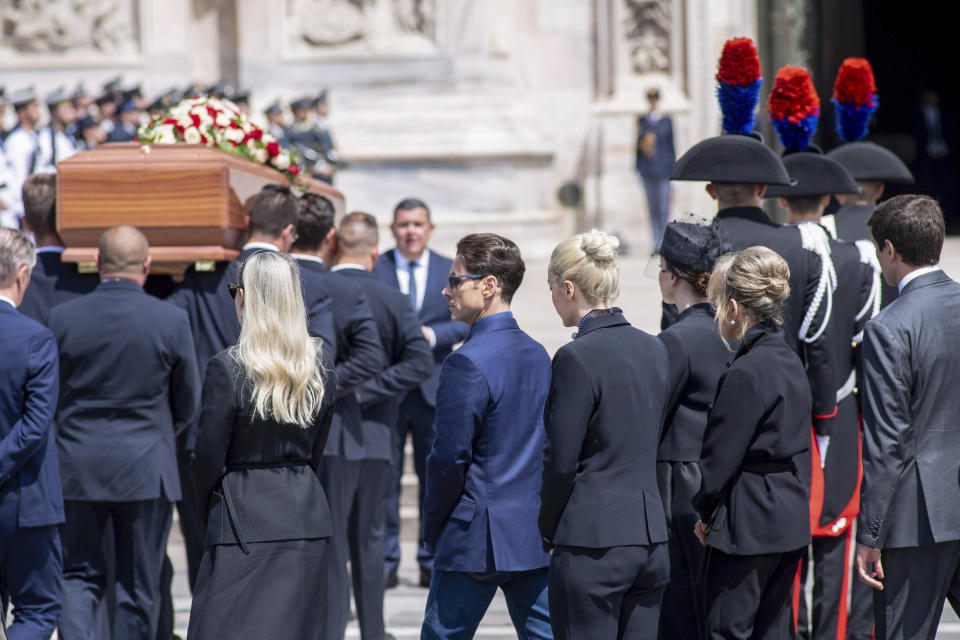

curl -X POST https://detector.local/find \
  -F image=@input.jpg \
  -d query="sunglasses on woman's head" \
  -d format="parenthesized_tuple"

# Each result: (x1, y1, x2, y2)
(227, 283, 242, 299)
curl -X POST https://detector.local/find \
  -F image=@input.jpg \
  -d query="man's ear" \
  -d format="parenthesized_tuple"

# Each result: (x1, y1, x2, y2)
(143, 256, 152, 276)
(875, 183, 886, 202)
(482, 275, 499, 299)
(706, 184, 717, 200)
(756, 185, 767, 198)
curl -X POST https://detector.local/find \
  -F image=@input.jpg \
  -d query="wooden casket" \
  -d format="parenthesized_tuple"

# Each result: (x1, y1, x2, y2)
(56, 143, 345, 275)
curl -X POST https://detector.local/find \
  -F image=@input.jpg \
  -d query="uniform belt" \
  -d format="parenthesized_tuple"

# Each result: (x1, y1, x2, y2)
(836, 368, 857, 404)
(226, 460, 310, 471)
(742, 458, 796, 474)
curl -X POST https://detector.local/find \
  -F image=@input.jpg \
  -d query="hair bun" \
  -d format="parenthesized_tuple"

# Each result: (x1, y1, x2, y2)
(580, 229, 619, 263)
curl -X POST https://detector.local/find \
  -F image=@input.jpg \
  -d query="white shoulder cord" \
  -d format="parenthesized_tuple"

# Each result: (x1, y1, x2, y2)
(851, 239, 883, 345)
(797, 222, 837, 344)
(820, 214, 838, 240)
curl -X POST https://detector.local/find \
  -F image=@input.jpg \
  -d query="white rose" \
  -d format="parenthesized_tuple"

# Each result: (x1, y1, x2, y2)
(155, 124, 177, 144)
(273, 154, 290, 170)
(253, 148, 267, 163)
(224, 126, 245, 143)
(215, 112, 232, 128)
(184, 127, 202, 144)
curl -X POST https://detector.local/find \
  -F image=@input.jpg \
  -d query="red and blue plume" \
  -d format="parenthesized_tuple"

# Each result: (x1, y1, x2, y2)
(832, 57, 878, 142)
(716, 37, 763, 135)
(767, 66, 820, 152)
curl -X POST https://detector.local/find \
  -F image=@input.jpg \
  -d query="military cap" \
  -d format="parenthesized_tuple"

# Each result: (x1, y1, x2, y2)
(182, 83, 204, 98)
(76, 115, 100, 132)
(290, 96, 313, 111)
(671, 134, 794, 186)
(122, 86, 142, 103)
(102, 76, 122, 94)
(825, 142, 914, 184)
(659, 220, 730, 273)
(264, 101, 283, 116)
(764, 149, 861, 198)
(46, 87, 71, 108)
(72, 83, 88, 100)
(311, 90, 328, 107)
(9, 87, 38, 109)
(233, 90, 250, 105)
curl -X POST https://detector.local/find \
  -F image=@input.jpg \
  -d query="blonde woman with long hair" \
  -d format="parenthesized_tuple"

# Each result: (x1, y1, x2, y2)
(187, 251, 337, 640)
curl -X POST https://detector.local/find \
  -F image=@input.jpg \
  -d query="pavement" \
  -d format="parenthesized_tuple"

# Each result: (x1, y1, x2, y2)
(162, 236, 960, 639)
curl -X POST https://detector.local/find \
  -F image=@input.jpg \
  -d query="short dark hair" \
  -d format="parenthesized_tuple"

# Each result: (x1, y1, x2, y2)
(868, 194, 944, 266)
(338, 212, 379, 251)
(292, 193, 336, 252)
(712, 183, 760, 204)
(455, 233, 525, 303)
(783, 195, 825, 216)
(392, 197, 431, 223)
(248, 184, 299, 238)
(22, 173, 57, 238)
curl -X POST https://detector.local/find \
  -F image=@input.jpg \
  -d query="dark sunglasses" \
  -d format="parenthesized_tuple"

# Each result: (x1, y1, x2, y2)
(447, 274, 484, 289)
(227, 283, 243, 298)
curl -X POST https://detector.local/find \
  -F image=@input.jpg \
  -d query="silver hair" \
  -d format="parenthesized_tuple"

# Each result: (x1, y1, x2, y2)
(0, 228, 37, 287)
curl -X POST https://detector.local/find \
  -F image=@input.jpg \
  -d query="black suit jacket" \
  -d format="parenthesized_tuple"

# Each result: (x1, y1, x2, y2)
(295, 259, 385, 461)
(49, 280, 201, 502)
(859, 270, 960, 549)
(373, 249, 469, 406)
(710, 206, 836, 430)
(191, 349, 337, 547)
(540, 312, 670, 549)
(657, 303, 730, 462)
(334, 267, 435, 461)
(693, 322, 812, 555)
(19, 251, 98, 326)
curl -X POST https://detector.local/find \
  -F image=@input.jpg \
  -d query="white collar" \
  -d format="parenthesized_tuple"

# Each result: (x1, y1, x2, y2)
(35, 246, 65, 254)
(394, 248, 430, 269)
(0, 294, 16, 309)
(242, 241, 280, 252)
(330, 263, 366, 272)
(898, 265, 941, 293)
(290, 253, 324, 265)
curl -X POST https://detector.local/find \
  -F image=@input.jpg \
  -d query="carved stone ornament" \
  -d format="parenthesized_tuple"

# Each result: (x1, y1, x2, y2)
(624, 0, 671, 74)
(284, 0, 435, 56)
(0, 0, 141, 56)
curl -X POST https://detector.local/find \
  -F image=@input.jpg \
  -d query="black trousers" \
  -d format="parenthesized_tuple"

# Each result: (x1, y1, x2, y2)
(59, 498, 172, 640)
(657, 461, 705, 640)
(870, 540, 960, 640)
(703, 547, 804, 640)
(549, 543, 669, 640)
(797, 528, 854, 640)
(320, 456, 392, 640)
(846, 562, 874, 640)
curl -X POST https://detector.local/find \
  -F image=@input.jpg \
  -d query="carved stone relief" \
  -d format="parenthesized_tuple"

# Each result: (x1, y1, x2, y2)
(624, 0, 671, 74)
(283, 0, 436, 57)
(0, 0, 141, 56)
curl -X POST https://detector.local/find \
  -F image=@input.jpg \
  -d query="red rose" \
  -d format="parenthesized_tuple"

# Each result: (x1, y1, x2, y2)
(251, 129, 263, 141)
(229, 121, 242, 129)
(289, 165, 300, 175)
(190, 113, 202, 128)
(174, 125, 186, 138)
(200, 133, 209, 144)
(266, 141, 280, 158)
(206, 105, 219, 119)
(161, 117, 178, 126)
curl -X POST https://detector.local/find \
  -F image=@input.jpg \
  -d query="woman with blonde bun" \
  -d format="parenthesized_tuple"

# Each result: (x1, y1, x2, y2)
(539, 229, 672, 640)
(187, 251, 338, 640)
(655, 220, 731, 639)
(693, 246, 812, 640)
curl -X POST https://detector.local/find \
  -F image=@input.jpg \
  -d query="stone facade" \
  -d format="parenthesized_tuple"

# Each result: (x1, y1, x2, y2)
(2, 0, 759, 255)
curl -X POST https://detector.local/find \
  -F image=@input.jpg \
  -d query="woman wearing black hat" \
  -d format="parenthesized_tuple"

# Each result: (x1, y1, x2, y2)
(655, 221, 731, 639)
(540, 230, 671, 640)
(694, 246, 812, 640)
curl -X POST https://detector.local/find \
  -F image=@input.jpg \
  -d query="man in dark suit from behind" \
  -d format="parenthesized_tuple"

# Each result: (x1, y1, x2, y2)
(636, 87, 676, 247)
(17, 173, 97, 326)
(289, 195, 386, 640)
(327, 211, 435, 640)
(854, 195, 960, 639)
(373, 198, 469, 587)
(50, 225, 200, 640)
(0, 228, 64, 640)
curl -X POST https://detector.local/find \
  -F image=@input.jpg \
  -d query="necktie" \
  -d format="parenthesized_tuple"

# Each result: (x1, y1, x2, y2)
(408, 261, 419, 312)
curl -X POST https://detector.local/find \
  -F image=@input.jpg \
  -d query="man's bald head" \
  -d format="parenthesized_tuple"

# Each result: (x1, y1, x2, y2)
(98, 225, 150, 280)
(334, 212, 380, 271)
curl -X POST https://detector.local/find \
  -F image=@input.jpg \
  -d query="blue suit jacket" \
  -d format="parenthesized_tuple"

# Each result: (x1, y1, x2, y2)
(421, 312, 552, 572)
(0, 301, 64, 527)
(18, 251, 98, 327)
(373, 248, 469, 406)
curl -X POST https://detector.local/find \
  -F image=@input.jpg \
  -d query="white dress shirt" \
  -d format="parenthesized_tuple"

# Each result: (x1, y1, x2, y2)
(35, 126, 78, 175)
(330, 263, 366, 273)
(393, 248, 430, 313)
(898, 264, 941, 293)
(242, 241, 280, 253)
(0, 294, 16, 309)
